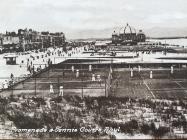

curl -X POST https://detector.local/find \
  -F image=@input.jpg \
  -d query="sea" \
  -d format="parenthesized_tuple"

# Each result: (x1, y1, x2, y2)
(148, 38, 187, 47)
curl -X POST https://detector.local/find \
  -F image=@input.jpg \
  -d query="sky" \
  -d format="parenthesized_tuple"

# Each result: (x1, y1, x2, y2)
(0, 0, 187, 38)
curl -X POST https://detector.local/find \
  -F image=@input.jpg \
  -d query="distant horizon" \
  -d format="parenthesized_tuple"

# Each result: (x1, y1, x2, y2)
(1, 26, 187, 40)
(0, 0, 187, 39)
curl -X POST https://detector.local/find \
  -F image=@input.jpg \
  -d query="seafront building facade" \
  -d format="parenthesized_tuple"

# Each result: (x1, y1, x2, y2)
(0, 28, 66, 53)
(0, 34, 3, 52)
(112, 23, 146, 45)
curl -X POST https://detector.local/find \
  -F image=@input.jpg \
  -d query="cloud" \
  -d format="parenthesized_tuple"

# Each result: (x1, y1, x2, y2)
(0, 0, 187, 38)
(146, 12, 187, 24)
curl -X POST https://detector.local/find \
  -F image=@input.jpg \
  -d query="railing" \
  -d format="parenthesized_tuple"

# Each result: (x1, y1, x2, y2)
(0, 76, 108, 98)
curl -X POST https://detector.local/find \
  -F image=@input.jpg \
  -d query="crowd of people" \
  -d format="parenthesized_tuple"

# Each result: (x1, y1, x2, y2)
(0, 45, 89, 90)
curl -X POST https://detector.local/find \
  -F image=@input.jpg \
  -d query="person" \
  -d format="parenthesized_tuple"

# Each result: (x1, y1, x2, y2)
(32, 66, 35, 74)
(4, 80, 8, 89)
(92, 74, 95, 81)
(27, 65, 31, 73)
(37, 67, 40, 72)
(10, 73, 14, 80)
(2, 83, 4, 89)
(46, 98, 51, 109)
(48, 59, 50, 65)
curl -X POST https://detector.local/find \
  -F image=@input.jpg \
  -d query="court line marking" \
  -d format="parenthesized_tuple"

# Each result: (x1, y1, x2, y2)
(143, 81, 156, 99)
(174, 81, 187, 93)
(139, 73, 156, 99)
(131, 88, 136, 97)
(174, 81, 184, 88)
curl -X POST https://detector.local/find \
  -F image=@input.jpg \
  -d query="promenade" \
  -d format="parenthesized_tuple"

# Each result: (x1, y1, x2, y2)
(0, 45, 87, 90)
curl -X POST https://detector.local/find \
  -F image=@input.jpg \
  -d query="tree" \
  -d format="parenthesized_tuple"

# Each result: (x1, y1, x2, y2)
(150, 122, 156, 133)
(141, 123, 150, 134)
(129, 119, 138, 130)
(152, 126, 169, 138)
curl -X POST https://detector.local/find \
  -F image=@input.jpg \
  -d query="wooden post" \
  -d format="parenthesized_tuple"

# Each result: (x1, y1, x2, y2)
(35, 77, 36, 96)
(59, 86, 63, 97)
(105, 78, 106, 97)
(138, 65, 141, 72)
(150, 71, 153, 79)
(71, 65, 74, 72)
(89, 64, 92, 72)
(76, 70, 79, 78)
(171, 66, 174, 74)
(81, 78, 83, 98)
(130, 68, 133, 77)
(48, 68, 49, 79)
(58, 77, 60, 94)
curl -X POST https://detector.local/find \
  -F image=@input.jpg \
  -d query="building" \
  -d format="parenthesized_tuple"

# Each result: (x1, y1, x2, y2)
(112, 23, 146, 45)
(49, 32, 66, 47)
(3, 54, 18, 65)
(2, 32, 20, 52)
(18, 28, 33, 51)
(1, 28, 66, 52)
(136, 30, 146, 42)
(0, 34, 3, 53)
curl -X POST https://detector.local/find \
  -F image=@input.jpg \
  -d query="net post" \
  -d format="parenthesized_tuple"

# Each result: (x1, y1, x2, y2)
(81, 78, 83, 99)
(58, 77, 60, 95)
(105, 78, 106, 97)
(35, 77, 36, 96)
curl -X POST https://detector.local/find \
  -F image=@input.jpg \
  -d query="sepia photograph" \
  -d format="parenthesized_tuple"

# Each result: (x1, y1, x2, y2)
(0, 0, 187, 139)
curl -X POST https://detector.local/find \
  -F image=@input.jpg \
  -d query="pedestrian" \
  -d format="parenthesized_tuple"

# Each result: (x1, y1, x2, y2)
(32, 66, 35, 74)
(2, 83, 4, 89)
(28, 65, 30, 72)
(4, 80, 8, 89)
(92, 74, 95, 81)
(10, 73, 14, 80)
